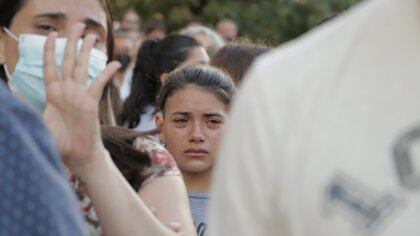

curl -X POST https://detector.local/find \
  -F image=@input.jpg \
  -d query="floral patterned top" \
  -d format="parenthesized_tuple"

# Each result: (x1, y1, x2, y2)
(70, 137, 181, 236)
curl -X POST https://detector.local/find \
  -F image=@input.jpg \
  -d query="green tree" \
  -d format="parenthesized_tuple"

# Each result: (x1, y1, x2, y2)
(110, 0, 362, 44)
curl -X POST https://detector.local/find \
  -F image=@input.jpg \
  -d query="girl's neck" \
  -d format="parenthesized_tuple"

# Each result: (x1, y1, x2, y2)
(181, 168, 213, 193)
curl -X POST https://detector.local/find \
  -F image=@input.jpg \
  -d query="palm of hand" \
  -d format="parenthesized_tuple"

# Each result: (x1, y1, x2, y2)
(43, 79, 102, 168)
(41, 25, 120, 173)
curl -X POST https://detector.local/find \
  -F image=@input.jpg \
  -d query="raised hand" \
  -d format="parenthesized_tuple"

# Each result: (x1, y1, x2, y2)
(42, 23, 121, 175)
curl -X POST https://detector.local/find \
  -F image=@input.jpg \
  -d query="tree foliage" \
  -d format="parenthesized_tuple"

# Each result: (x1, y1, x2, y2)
(110, 0, 362, 44)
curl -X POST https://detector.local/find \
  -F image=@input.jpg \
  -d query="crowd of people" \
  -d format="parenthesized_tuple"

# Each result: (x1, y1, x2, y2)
(0, 0, 419, 235)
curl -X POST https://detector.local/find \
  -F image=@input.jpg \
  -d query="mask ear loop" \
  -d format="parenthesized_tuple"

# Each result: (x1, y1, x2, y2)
(2, 27, 20, 42)
(3, 64, 12, 80)
(3, 63, 17, 93)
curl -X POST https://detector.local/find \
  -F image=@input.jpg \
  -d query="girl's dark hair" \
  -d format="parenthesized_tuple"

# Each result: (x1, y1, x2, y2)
(158, 65, 236, 114)
(0, 1, 24, 28)
(144, 18, 166, 35)
(119, 34, 201, 128)
(211, 41, 271, 85)
(102, 126, 154, 190)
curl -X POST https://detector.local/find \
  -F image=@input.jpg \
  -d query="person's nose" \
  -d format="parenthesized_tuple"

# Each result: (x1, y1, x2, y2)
(189, 122, 205, 143)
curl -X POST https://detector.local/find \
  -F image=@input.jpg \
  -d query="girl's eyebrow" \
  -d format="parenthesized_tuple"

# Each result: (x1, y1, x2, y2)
(34, 12, 106, 31)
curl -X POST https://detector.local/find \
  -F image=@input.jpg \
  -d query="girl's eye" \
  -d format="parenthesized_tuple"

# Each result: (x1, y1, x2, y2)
(173, 118, 189, 127)
(36, 24, 57, 32)
(174, 119, 188, 124)
(207, 119, 222, 128)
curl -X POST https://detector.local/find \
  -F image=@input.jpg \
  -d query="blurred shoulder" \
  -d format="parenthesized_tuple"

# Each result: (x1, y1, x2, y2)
(244, 0, 411, 92)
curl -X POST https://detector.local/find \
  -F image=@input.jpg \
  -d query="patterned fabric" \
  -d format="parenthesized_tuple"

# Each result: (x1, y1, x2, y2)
(71, 136, 180, 236)
(133, 136, 180, 187)
(0, 81, 86, 236)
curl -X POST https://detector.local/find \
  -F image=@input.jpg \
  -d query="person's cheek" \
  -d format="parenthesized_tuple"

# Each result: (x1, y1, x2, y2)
(167, 131, 180, 159)
(3, 38, 20, 74)
(213, 129, 224, 150)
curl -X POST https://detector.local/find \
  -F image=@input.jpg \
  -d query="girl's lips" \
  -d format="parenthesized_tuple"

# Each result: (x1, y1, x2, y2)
(184, 148, 209, 157)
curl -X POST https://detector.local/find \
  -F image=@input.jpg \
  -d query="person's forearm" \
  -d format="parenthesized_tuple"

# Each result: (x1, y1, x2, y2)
(76, 148, 177, 236)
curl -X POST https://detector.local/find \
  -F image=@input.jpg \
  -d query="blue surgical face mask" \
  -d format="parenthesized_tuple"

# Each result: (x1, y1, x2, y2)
(3, 28, 108, 113)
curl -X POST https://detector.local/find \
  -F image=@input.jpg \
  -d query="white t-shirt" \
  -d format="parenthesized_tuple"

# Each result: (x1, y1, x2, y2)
(132, 105, 157, 133)
(208, 0, 420, 235)
(119, 68, 133, 101)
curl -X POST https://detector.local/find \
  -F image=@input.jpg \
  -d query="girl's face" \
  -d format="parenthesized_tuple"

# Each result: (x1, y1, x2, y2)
(0, 0, 108, 74)
(158, 85, 228, 176)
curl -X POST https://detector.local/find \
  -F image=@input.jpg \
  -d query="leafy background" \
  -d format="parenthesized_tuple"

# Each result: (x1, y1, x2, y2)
(110, 0, 362, 45)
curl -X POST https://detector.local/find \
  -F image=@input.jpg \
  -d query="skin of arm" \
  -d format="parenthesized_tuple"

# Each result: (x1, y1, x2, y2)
(78, 148, 187, 236)
(139, 176, 197, 236)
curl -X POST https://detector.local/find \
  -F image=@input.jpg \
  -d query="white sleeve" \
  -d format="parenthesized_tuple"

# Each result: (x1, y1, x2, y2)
(208, 64, 292, 236)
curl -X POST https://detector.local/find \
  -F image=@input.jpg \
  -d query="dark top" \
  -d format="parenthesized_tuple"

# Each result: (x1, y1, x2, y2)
(0, 80, 86, 235)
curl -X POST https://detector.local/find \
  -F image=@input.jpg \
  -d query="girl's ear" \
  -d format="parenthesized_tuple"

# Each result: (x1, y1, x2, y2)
(155, 113, 165, 144)
(155, 112, 164, 132)
(160, 73, 169, 84)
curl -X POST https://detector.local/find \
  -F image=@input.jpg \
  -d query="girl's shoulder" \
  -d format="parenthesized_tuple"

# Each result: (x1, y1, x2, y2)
(133, 137, 181, 188)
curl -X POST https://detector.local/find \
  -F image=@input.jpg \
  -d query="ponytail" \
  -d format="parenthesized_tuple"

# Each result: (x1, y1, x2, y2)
(119, 40, 161, 128)
(119, 34, 201, 128)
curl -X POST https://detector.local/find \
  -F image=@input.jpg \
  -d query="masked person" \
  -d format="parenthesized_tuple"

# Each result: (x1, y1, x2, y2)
(2, 27, 108, 113)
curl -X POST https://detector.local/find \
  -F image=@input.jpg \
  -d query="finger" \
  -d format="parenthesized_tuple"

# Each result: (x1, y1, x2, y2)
(150, 207, 158, 217)
(61, 23, 85, 80)
(74, 33, 96, 84)
(165, 222, 181, 233)
(89, 61, 121, 100)
(44, 32, 58, 86)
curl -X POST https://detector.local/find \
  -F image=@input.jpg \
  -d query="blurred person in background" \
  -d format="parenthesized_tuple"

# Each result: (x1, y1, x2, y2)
(211, 40, 271, 85)
(126, 29, 145, 56)
(156, 65, 235, 236)
(119, 9, 141, 32)
(180, 26, 225, 59)
(216, 19, 238, 41)
(113, 29, 136, 101)
(209, 0, 420, 235)
(119, 35, 210, 132)
(185, 17, 206, 28)
(144, 17, 167, 41)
